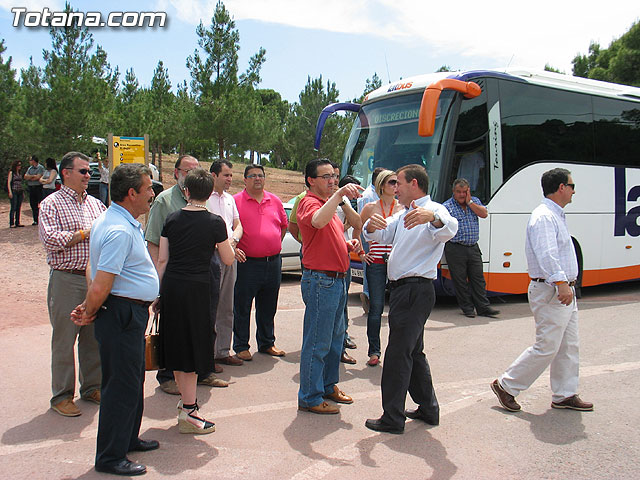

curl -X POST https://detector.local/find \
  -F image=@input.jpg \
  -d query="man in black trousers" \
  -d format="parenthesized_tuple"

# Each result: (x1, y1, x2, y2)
(363, 165, 458, 433)
(72, 164, 159, 476)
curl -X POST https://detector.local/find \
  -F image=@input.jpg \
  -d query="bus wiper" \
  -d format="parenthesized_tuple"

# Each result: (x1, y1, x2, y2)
(436, 100, 455, 156)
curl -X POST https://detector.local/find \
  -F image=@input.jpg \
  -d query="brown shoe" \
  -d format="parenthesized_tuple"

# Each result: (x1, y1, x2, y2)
(260, 345, 286, 357)
(340, 352, 357, 364)
(198, 373, 229, 388)
(82, 389, 101, 405)
(366, 355, 380, 367)
(213, 363, 224, 374)
(159, 379, 181, 395)
(491, 379, 521, 412)
(552, 395, 594, 411)
(323, 385, 353, 404)
(217, 355, 244, 366)
(298, 401, 340, 414)
(51, 398, 82, 417)
(236, 350, 253, 361)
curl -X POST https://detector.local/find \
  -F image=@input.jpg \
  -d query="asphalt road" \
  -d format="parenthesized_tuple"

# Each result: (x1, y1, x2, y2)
(1, 276, 638, 479)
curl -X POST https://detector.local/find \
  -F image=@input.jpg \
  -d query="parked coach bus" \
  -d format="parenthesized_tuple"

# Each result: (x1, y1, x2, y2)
(314, 68, 640, 295)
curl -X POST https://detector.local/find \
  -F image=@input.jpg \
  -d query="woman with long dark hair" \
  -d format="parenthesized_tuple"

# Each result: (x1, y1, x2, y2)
(7, 160, 25, 228)
(39, 157, 58, 199)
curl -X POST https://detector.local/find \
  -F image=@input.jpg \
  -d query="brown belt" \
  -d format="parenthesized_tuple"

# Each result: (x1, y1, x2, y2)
(309, 269, 347, 279)
(55, 268, 86, 276)
(530, 278, 577, 287)
(110, 294, 153, 308)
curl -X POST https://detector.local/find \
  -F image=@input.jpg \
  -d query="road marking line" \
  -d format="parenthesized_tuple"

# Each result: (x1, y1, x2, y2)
(0, 361, 637, 458)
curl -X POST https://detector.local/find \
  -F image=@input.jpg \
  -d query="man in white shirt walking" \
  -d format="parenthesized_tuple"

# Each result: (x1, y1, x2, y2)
(491, 168, 593, 413)
(363, 164, 458, 434)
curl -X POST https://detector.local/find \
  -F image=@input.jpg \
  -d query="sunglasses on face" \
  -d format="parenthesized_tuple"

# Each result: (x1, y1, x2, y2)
(246, 174, 265, 179)
(386, 179, 398, 186)
(65, 167, 90, 175)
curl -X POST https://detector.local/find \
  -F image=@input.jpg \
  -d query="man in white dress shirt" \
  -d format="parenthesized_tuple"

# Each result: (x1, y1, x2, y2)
(363, 164, 458, 434)
(207, 160, 244, 367)
(491, 168, 593, 413)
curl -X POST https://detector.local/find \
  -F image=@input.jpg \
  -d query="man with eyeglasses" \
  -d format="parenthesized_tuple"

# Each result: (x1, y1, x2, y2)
(492, 168, 593, 413)
(145, 155, 228, 394)
(39, 151, 106, 417)
(443, 178, 499, 319)
(296, 159, 363, 414)
(232, 165, 288, 361)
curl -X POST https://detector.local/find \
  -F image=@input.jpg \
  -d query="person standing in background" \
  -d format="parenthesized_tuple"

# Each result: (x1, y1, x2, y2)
(24, 155, 45, 225)
(97, 152, 109, 206)
(7, 160, 25, 228)
(39, 157, 58, 200)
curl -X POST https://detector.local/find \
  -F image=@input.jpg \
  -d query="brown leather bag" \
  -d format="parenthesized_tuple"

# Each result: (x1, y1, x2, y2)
(145, 313, 161, 371)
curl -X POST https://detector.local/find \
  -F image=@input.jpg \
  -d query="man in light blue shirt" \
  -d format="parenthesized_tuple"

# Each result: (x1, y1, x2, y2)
(72, 163, 159, 476)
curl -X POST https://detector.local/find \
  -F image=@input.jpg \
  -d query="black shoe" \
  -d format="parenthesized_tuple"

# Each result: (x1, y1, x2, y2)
(463, 311, 476, 318)
(129, 439, 160, 452)
(95, 459, 147, 476)
(344, 337, 357, 349)
(364, 417, 404, 434)
(405, 408, 439, 426)
(478, 307, 500, 317)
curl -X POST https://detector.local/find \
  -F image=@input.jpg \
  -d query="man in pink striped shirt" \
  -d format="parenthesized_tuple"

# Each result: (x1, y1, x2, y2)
(39, 151, 106, 417)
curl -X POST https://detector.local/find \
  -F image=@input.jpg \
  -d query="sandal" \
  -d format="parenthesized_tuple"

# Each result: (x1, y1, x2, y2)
(178, 401, 216, 434)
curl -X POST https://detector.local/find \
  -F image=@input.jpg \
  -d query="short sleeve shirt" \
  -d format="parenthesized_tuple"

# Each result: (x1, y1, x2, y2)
(145, 185, 187, 246)
(233, 189, 288, 257)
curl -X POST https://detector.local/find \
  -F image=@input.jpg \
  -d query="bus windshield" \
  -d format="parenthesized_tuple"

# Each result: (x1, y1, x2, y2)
(342, 90, 456, 200)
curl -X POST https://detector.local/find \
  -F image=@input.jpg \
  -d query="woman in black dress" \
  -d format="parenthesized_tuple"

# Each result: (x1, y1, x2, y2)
(153, 168, 234, 434)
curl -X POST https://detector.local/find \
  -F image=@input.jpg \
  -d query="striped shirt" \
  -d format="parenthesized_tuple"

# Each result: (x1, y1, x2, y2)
(39, 185, 106, 270)
(525, 198, 578, 284)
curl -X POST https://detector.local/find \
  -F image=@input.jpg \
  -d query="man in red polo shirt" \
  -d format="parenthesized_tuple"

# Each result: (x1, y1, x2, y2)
(233, 165, 288, 361)
(296, 158, 363, 414)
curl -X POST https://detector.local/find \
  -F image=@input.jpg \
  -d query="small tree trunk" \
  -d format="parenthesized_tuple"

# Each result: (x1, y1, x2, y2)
(158, 144, 163, 182)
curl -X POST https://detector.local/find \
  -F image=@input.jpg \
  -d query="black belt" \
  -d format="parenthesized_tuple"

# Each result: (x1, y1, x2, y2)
(246, 254, 280, 262)
(530, 278, 577, 287)
(54, 268, 86, 276)
(388, 276, 432, 289)
(110, 294, 153, 307)
(309, 269, 347, 279)
(448, 242, 476, 247)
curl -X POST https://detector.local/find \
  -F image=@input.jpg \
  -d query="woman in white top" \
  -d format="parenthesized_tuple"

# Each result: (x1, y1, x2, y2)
(359, 170, 404, 366)
(39, 157, 58, 199)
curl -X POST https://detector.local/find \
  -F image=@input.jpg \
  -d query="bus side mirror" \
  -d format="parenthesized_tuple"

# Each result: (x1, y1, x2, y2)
(418, 79, 481, 137)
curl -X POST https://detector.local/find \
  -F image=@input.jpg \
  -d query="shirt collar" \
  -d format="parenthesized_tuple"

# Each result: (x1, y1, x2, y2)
(110, 202, 141, 229)
(409, 194, 431, 209)
(542, 197, 565, 217)
(60, 184, 87, 202)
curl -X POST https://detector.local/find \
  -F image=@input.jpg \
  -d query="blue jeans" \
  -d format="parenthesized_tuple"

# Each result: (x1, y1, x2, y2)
(343, 267, 352, 349)
(298, 270, 346, 408)
(99, 183, 109, 206)
(366, 262, 387, 357)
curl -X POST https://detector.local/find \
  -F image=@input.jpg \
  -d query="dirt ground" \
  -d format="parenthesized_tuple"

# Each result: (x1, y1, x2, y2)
(0, 160, 305, 331)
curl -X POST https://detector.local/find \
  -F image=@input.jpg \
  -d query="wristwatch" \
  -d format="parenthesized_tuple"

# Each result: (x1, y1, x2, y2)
(468, 199, 475, 205)
(432, 212, 442, 224)
(232, 236, 240, 244)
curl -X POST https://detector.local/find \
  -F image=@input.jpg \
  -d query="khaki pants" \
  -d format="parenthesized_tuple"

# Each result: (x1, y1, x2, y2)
(47, 269, 101, 405)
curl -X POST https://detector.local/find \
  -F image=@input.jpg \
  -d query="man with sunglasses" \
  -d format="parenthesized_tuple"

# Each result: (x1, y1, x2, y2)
(492, 168, 593, 413)
(145, 155, 228, 394)
(39, 151, 106, 417)
(232, 165, 289, 361)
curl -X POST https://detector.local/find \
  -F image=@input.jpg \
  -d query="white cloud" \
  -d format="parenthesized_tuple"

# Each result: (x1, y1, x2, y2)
(167, 0, 639, 73)
(0, 0, 64, 13)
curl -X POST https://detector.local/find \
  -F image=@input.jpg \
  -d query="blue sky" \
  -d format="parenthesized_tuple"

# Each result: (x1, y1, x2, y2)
(1, 0, 638, 103)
